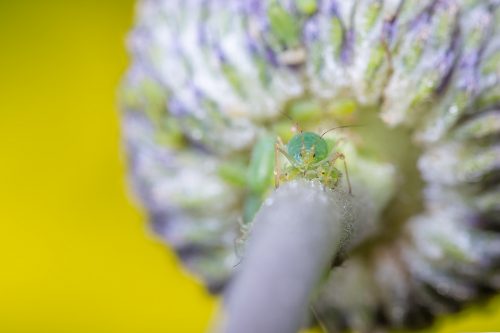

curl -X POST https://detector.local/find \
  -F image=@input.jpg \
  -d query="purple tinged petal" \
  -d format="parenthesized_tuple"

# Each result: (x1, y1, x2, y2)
(191, 83, 205, 102)
(198, 24, 208, 46)
(304, 17, 320, 41)
(245, 33, 259, 56)
(328, 1, 339, 16)
(169, 97, 189, 117)
(214, 43, 227, 63)
(382, 17, 397, 43)
(436, 49, 458, 94)
(264, 45, 279, 67)
(246, 0, 263, 15)
(341, 28, 354, 64)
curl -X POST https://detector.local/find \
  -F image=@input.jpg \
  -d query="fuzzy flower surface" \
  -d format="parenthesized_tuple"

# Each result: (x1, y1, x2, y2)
(121, 0, 500, 331)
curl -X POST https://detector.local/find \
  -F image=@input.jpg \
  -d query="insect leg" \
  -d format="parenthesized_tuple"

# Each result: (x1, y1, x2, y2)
(337, 153, 352, 195)
(326, 152, 352, 194)
(276, 144, 297, 167)
(275, 136, 296, 187)
(324, 153, 340, 188)
(310, 305, 329, 333)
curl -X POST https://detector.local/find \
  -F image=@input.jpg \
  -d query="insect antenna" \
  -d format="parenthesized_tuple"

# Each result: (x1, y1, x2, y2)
(279, 111, 302, 133)
(320, 124, 362, 138)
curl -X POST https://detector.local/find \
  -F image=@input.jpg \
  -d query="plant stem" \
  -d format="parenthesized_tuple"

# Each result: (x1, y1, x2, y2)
(218, 180, 357, 333)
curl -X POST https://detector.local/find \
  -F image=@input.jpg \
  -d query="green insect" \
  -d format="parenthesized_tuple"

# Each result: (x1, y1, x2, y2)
(234, 122, 354, 263)
(274, 124, 353, 194)
(235, 120, 354, 226)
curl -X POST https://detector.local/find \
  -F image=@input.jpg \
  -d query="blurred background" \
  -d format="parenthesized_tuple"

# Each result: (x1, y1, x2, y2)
(0, 1, 499, 332)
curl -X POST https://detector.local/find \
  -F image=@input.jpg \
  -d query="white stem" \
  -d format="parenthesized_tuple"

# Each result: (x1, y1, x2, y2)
(218, 180, 358, 333)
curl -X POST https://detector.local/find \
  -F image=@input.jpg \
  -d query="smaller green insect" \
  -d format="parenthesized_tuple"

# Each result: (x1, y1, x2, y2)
(274, 123, 353, 194)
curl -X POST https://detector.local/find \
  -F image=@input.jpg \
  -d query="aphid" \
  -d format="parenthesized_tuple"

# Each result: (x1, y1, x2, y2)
(234, 120, 355, 265)
(274, 122, 353, 194)
(238, 120, 354, 227)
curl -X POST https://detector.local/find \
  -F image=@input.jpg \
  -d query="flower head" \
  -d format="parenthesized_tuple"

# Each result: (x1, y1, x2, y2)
(122, 0, 500, 330)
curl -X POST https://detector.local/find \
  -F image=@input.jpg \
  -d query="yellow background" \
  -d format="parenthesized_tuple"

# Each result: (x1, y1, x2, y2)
(0, 1, 498, 332)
